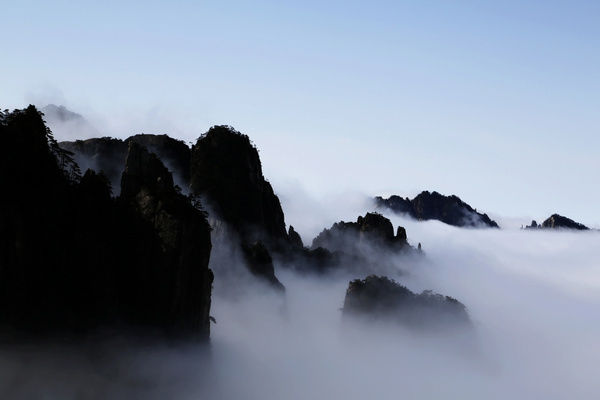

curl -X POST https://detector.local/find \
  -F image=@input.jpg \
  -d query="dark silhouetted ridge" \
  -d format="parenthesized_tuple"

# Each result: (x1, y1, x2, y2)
(525, 214, 589, 230)
(190, 125, 288, 245)
(0, 106, 213, 341)
(343, 275, 472, 330)
(376, 191, 499, 228)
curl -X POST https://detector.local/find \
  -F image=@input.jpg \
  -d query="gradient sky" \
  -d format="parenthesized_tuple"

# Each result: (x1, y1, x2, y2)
(2, 0, 599, 227)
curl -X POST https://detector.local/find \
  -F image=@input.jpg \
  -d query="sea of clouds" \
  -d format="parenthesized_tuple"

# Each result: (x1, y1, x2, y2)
(207, 196, 600, 400)
(1, 191, 599, 399)
(2, 111, 599, 399)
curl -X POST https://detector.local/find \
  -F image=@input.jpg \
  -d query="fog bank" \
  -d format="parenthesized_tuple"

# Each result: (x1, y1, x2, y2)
(1, 196, 599, 399)
(208, 204, 600, 400)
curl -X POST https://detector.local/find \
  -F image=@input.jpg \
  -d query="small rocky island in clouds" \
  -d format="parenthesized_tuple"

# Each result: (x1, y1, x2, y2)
(342, 275, 472, 331)
(524, 214, 590, 230)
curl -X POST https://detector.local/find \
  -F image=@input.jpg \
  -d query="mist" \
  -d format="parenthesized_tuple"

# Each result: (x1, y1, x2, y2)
(206, 198, 600, 400)
(2, 191, 599, 399)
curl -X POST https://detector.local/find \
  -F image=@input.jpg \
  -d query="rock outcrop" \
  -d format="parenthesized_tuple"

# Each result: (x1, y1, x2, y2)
(288, 226, 304, 248)
(375, 191, 499, 228)
(542, 214, 589, 230)
(190, 125, 288, 246)
(127, 134, 191, 190)
(120, 142, 176, 199)
(62, 124, 287, 293)
(61, 124, 287, 247)
(241, 241, 286, 292)
(342, 275, 472, 331)
(189, 125, 289, 291)
(312, 212, 410, 252)
(278, 213, 420, 276)
(120, 142, 214, 340)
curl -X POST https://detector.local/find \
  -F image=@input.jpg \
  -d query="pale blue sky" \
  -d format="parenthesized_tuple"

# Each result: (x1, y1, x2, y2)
(2, 1, 599, 227)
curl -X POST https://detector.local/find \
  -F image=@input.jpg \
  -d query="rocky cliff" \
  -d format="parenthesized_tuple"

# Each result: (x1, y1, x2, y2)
(0, 106, 213, 341)
(120, 142, 214, 340)
(190, 125, 288, 246)
(61, 124, 287, 292)
(60, 134, 191, 192)
(189, 125, 289, 291)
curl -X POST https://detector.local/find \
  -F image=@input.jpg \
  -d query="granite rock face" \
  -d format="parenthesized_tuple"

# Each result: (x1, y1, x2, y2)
(120, 142, 214, 340)
(375, 191, 499, 228)
(62, 125, 288, 293)
(189, 126, 289, 291)
(121, 141, 176, 200)
(241, 241, 286, 292)
(190, 125, 288, 246)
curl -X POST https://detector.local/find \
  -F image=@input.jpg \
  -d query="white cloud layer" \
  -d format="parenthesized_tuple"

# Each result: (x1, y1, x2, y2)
(207, 207, 600, 399)
(1, 190, 599, 399)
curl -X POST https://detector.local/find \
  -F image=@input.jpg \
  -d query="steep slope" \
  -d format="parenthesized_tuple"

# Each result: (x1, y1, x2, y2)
(59, 136, 128, 189)
(120, 142, 214, 339)
(190, 125, 288, 245)
(59, 134, 191, 191)
(61, 125, 287, 291)
(190, 125, 288, 290)
(0, 106, 213, 341)
(62, 126, 287, 245)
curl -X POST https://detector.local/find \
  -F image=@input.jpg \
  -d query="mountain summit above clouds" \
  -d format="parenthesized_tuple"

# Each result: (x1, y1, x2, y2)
(375, 191, 499, 228)
(524, 213, 590, 230)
